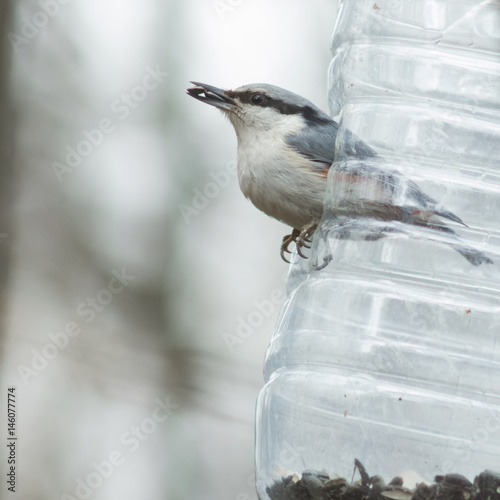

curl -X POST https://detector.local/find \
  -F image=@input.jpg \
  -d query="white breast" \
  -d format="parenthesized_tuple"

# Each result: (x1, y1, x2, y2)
(235, 126, 328, 230)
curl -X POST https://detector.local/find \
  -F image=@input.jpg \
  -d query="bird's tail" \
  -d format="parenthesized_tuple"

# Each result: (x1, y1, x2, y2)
(422, 220, 493, 266)
(451, 245, 493, 266)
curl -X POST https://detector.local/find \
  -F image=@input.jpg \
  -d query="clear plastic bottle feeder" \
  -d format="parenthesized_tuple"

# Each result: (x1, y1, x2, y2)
(255, 1, 500, 499)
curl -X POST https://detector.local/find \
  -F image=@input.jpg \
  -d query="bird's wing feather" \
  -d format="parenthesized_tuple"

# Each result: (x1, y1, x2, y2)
(406, 180, 466, 225)
(338, 129, 379, 159)
(287, 121, 464, 226)
(285, 120, 338, 169)
(286, 121, 377, 173)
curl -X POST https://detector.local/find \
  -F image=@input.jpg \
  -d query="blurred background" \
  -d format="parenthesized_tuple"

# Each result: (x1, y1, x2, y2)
(0, 1, 338, 498)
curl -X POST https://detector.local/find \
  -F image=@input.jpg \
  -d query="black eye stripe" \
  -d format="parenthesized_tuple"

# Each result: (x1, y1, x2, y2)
(225, 90, 331, 125)
(226, 90, 268, 105)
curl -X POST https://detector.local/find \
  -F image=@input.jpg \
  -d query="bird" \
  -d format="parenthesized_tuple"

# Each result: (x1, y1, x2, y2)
(186, 81, 492, 266)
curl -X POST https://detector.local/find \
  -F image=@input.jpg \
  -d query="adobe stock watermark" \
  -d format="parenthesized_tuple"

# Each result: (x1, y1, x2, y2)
(17, 267, 135, 386)
(269, 435, 306, 476)
(8, 0, 73, 53)
(234, 473, 256, 500)
(222, 288, 285, 353)
(61, 396, 180, 500)
(213, 0, 245, 20)
(52, 65, 168, 182)
(179, 160, 237, 224)
(442, 410, 500, 474)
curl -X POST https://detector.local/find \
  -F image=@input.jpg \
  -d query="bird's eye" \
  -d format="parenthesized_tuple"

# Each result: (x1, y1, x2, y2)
(251, 93, 265, 104)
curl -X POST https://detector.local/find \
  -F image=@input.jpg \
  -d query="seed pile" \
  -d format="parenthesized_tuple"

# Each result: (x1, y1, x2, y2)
(264, 460, 500, 500)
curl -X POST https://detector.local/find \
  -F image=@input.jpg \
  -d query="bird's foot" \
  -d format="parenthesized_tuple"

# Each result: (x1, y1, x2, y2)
(280, 220, 319, 262)
(296, 219, 319, 258)
(280, 229, 300, 263)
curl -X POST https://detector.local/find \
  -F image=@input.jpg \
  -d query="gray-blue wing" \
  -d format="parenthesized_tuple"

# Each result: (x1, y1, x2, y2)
(286, 120, 377, 173)
(286, 120, 464, 226)
(285, 120, 338, 169)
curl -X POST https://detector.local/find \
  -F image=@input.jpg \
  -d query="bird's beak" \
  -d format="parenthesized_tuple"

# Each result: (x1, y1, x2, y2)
(187, 81, 238, 111)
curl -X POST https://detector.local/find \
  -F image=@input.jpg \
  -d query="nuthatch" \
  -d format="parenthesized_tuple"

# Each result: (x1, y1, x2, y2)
(187, 81, 492, 266)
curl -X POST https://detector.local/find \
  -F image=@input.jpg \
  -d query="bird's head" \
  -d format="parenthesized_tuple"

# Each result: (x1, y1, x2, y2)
(187, 81, 331, 140)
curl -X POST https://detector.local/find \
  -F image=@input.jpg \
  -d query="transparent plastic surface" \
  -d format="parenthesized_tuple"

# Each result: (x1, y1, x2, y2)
(256, 1, 500, 499)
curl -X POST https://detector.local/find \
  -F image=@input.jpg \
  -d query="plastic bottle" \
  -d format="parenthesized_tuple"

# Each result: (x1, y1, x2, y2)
(255, 1, 500, 499)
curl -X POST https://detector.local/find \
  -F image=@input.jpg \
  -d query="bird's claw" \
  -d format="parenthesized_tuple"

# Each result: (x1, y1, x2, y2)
(280, 229, 300, 263)
(280, 220, 319, 263)
(297, 244, 308, 259)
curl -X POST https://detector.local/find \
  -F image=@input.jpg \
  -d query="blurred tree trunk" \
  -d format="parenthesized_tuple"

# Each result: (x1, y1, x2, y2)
(0, 0, 14, 355)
